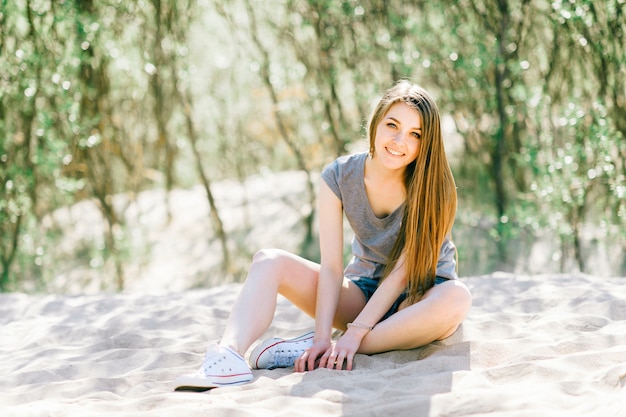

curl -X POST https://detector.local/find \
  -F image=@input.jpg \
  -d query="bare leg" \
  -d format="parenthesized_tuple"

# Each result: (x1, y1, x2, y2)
(357, 280, 472, 354)
(221, 250, 470, 356)
(219, 248, 367, 355)
(219, 249, 312, 354)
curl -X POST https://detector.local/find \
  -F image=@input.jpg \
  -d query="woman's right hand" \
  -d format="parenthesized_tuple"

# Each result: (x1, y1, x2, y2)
(294, 340, 331, 372)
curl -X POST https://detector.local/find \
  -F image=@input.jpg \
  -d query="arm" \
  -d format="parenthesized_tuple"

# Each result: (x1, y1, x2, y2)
(314, 180, 345, 341)
(348, 252, 408, 330)
(297, 180, 345, 371)
(321, 252, 408, 370)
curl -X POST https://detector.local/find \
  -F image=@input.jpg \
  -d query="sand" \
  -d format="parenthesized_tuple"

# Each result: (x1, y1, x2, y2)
(1, 272, 625, 417)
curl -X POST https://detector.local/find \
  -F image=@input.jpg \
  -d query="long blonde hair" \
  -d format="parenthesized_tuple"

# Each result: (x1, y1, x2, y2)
(370, 81, 457, 305)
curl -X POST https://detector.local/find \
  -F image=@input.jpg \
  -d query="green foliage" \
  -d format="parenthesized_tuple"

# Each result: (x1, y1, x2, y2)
(1, 0, 624, 292)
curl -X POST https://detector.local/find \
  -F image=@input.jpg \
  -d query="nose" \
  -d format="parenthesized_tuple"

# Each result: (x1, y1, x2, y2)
(393, 131, 406, 144)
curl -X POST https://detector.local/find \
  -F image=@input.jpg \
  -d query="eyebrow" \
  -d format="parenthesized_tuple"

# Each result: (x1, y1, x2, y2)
(388, 117, 422, 131)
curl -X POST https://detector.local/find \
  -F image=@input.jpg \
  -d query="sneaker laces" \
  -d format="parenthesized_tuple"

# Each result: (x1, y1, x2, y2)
(267, 347, 306, 370)
(200, 349, 229, 374)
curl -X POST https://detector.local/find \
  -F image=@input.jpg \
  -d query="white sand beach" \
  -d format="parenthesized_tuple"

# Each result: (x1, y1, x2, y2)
(1, 273, 625, 417)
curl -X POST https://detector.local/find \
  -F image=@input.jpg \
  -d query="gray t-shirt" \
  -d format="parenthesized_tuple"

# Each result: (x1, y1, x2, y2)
(321, 152, 458, 281)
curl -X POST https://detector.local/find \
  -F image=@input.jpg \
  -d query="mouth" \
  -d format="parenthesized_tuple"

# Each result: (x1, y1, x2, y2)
(385, 147, 405, 157)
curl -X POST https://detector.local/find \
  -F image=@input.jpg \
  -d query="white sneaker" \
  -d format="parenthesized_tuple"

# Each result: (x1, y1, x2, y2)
(249, 332, 315, 370)
(173, 344, 253, 390)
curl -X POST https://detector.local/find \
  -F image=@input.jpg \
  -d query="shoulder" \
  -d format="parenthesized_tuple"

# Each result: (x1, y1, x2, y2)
(321, 152, 366, 200)
(322, 152, 367, 177)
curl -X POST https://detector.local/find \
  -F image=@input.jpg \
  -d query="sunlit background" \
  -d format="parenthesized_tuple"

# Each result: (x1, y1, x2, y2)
(1, 0, 624, 293)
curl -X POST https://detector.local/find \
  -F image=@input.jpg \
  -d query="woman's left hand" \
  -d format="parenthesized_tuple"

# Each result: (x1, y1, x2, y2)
(318, 332, 362, 371)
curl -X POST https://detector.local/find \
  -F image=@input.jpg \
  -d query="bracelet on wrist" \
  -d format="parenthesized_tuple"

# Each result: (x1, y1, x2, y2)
(347, 322, 374, 331)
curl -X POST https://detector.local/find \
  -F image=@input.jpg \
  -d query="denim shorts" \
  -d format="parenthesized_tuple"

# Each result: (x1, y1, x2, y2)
(351, 276, 449, 322)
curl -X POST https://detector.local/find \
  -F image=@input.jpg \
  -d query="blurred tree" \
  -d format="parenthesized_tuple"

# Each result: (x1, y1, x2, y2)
(144, 0, 179, 222)
(409, 0, 625, 274)
(413, 0, 537, 270)
(1, 0, 624, 293)
(72, 0, 131, 290)
(212, 0, 321, 256)
(529, 0, 625, 273)
(167, 0, 233, 275)
(0, 0, 78, 289)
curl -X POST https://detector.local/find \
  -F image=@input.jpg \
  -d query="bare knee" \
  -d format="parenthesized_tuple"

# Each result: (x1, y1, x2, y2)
(450, 280, 472, 316)
(436, 281, 472, 340)
(251, 248, 287, 264)
(248, 248, 293, 286)
(250, 248, 288, 272)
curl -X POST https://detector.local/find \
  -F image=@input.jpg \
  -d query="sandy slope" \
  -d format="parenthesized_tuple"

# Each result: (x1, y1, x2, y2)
(1, 273, 624, 417)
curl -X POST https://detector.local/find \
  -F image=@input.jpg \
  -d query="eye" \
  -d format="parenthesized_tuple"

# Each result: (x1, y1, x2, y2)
(386, 122, 397, 129)
(411, 132, 421, 139)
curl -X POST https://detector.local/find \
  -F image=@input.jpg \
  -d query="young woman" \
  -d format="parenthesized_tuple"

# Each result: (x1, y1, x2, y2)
(174, 80, 472, 390)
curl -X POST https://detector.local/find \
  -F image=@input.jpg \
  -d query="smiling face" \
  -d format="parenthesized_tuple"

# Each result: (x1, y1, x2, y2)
(372, 101, 422, 170)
